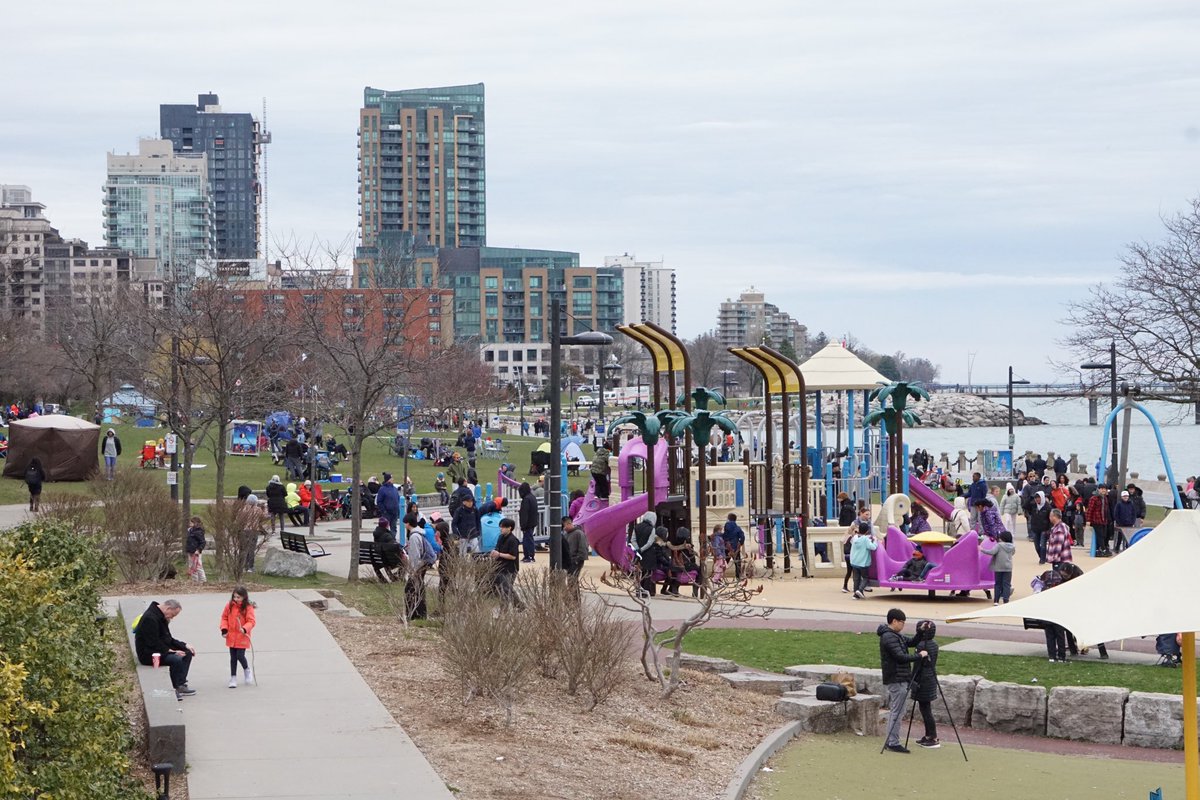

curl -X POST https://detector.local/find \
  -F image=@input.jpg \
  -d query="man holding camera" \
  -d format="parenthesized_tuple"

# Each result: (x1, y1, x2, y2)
(878, 608, 927, 753)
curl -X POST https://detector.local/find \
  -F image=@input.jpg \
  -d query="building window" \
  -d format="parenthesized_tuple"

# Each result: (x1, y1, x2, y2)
(484, 350, 495, 362)
(484, 276, 498, 289)
(529, 276, 542, 288)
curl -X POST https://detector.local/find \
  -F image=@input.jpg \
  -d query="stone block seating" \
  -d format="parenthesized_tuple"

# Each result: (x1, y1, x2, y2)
(708, 655, 1197, 751)
(1124, 692, 1200, 750)
(971, 679, 1047, 735)
(118, 599, 185, 775)
(1047, 686, 1130, 745)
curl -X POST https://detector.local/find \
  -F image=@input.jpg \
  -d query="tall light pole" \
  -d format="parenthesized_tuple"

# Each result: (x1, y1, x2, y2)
(720, 369, 737, 402)
(1081, 341, 1118, 483)
(1007, 366, 1030, 452)
(548, 297, 612, 569)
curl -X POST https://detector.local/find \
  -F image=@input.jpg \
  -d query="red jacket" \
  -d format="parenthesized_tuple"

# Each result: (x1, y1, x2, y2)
(1085, 494, 1109, 525)
(220, 601, 256, 650)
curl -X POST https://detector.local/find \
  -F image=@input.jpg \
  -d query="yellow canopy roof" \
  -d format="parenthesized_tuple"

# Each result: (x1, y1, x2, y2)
(619, 323, 687, 374)
(798, 342, 889, 391)
(729, 347, 802, 394)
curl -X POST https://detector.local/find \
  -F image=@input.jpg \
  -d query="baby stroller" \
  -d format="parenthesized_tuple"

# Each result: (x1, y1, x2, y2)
(1156, 633, 1182, 667)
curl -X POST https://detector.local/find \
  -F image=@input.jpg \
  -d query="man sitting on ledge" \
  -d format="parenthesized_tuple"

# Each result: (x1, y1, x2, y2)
(134, 598, 197, 700)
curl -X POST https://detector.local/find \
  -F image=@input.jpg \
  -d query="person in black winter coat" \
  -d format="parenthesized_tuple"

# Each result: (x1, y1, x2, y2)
(518, 482, 539, 563)
(906, 620, 941, 748)
(878, 608, 927, 753)
(185, 517, 207, 583)
(1028, 492, 1054, 564)
(372, 518, 404, 574)
(133, 599, 196, 696)
(24, 457, 45, 512)
(452, 494, 482, 552)
(836, 492, 856, 526)
(264, 475, 288, 533)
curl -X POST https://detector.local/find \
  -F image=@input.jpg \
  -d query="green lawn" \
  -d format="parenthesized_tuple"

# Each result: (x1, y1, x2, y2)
(3, 421, 595, 505)
(682, 628, 1195, 695)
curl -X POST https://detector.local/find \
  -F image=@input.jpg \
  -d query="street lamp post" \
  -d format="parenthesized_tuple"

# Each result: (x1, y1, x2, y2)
(548, 297, 613, 569)
(1081, 341, 1119, 483)
(514, 367, 526, 437)
(1007, 366, 1031, 452)
(598, 354, 622, 438)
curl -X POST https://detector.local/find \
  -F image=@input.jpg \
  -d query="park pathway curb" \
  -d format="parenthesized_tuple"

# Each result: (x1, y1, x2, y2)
(114, 590, 453, 800)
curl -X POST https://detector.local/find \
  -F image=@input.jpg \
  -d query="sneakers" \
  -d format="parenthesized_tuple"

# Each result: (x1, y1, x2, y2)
(853, 590, 864, 599)
(228, 676, 238, 689)
(244, 669, 255, 685)
(842, 587, 850, 594)
(176, 686, 196, 697)
(917, 737, 941, 749)
(885, 744, 910, 754)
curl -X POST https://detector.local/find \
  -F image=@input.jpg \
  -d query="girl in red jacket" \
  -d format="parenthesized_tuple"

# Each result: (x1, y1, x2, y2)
(221, 586, 256, 688)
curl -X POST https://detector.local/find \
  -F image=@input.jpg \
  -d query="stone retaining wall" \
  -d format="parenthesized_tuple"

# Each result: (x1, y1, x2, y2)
(764, 662, 1192, 750)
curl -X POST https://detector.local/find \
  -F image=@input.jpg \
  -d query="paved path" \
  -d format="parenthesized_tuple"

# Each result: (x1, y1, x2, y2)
(114, 590, 452, 800)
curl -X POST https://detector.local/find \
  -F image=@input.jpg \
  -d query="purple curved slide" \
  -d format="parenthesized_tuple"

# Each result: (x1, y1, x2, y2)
(582, 494, 647, 572)
(906, 474, 954, 521)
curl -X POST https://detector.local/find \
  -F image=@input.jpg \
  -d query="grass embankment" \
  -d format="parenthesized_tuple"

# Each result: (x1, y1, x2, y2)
(1, 422, 595, 505)
(682, 628, 1194, 695)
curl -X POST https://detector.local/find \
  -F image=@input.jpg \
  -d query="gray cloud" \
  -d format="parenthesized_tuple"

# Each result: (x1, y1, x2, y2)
(3, 0, 1199, 381)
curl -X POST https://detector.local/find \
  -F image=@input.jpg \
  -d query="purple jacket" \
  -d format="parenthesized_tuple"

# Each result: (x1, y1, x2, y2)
(979, 504, 1006, 539)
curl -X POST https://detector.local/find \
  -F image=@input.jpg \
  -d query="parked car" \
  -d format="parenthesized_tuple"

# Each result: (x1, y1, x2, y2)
(575, 396, 597, 408)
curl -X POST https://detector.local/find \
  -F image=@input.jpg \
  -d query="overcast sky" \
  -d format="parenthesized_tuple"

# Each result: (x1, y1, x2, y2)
(5, 1, 1199, 382)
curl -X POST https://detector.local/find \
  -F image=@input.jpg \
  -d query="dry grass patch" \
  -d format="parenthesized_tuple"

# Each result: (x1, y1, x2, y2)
(607, 733, 695, 763)
(326, 615, 779, 800)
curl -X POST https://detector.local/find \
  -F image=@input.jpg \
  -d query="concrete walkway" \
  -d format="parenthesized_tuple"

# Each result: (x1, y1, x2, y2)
(114, 590, 452, 800)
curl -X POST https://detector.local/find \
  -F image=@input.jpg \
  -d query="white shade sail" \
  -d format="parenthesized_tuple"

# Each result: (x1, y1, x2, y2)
(948, 510, 1200, 646)
(10, 414, 100, 431)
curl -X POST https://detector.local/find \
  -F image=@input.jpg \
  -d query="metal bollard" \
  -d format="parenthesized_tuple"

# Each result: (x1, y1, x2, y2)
(153, 763, 172, 800)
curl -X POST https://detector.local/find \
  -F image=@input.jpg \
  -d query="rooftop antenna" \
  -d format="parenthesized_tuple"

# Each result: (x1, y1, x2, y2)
(259, 97, 272, 261)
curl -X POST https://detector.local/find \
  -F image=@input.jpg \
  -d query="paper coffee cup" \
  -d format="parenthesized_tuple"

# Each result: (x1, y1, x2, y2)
(152, 653, 161, 668)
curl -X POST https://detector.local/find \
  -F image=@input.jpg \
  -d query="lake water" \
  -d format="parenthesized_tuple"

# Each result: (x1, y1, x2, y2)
(898, 398, 1200, 481)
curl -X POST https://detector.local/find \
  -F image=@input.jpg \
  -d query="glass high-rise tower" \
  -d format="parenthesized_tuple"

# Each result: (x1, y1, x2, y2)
(160, 93, 262, 259)
(358, 84, 486, 258)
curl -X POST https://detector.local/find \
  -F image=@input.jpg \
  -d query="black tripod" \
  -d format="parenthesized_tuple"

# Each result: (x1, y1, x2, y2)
(903, 659, 968, 762)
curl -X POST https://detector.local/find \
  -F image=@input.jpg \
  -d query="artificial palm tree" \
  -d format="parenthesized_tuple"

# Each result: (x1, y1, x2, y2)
(864, 381, 930, 495)
(666, 387, 739, 555)
(611, 408, 685, 513)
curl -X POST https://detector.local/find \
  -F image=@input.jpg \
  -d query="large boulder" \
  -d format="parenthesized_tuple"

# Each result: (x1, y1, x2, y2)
(783, 664, 884, 696)
(970, 680, 1047, 735)
(774, 696, 848, 733)
(261, 546, 317, 578)
(679, 653, 738, 674)
(719, 670, 805, 695)
(1047, 686, 1129, 745)
(909, 674, 980, 726)
(1124, 692, 1198, 749)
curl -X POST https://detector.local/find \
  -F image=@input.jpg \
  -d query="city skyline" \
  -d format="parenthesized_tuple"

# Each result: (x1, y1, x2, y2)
(4, 1, 1199, 382)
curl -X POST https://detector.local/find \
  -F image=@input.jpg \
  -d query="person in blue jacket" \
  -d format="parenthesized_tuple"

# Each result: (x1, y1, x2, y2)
(375, 472, 402, 533)
(722, 513, 746, 579)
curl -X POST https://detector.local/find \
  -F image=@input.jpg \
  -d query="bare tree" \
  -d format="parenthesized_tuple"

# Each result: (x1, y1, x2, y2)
(597, 571, 770, 700)
(408, 344, 504, 428)
(687, 331, 726, 390)
(48, 285, 144, 417)
(1061, 197, 1200, 394)
(278, 236, 448, 581)
(178, 281, 286, 500)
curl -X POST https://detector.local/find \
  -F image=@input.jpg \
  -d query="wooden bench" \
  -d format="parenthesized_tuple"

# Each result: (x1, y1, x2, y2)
(358, 540, 401, 583)
(280, 531, 329, 558)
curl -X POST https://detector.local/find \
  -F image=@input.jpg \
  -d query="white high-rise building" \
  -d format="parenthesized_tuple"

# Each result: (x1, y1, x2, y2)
(605, 253, 676, 333)
(103, 139, 214, 286)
